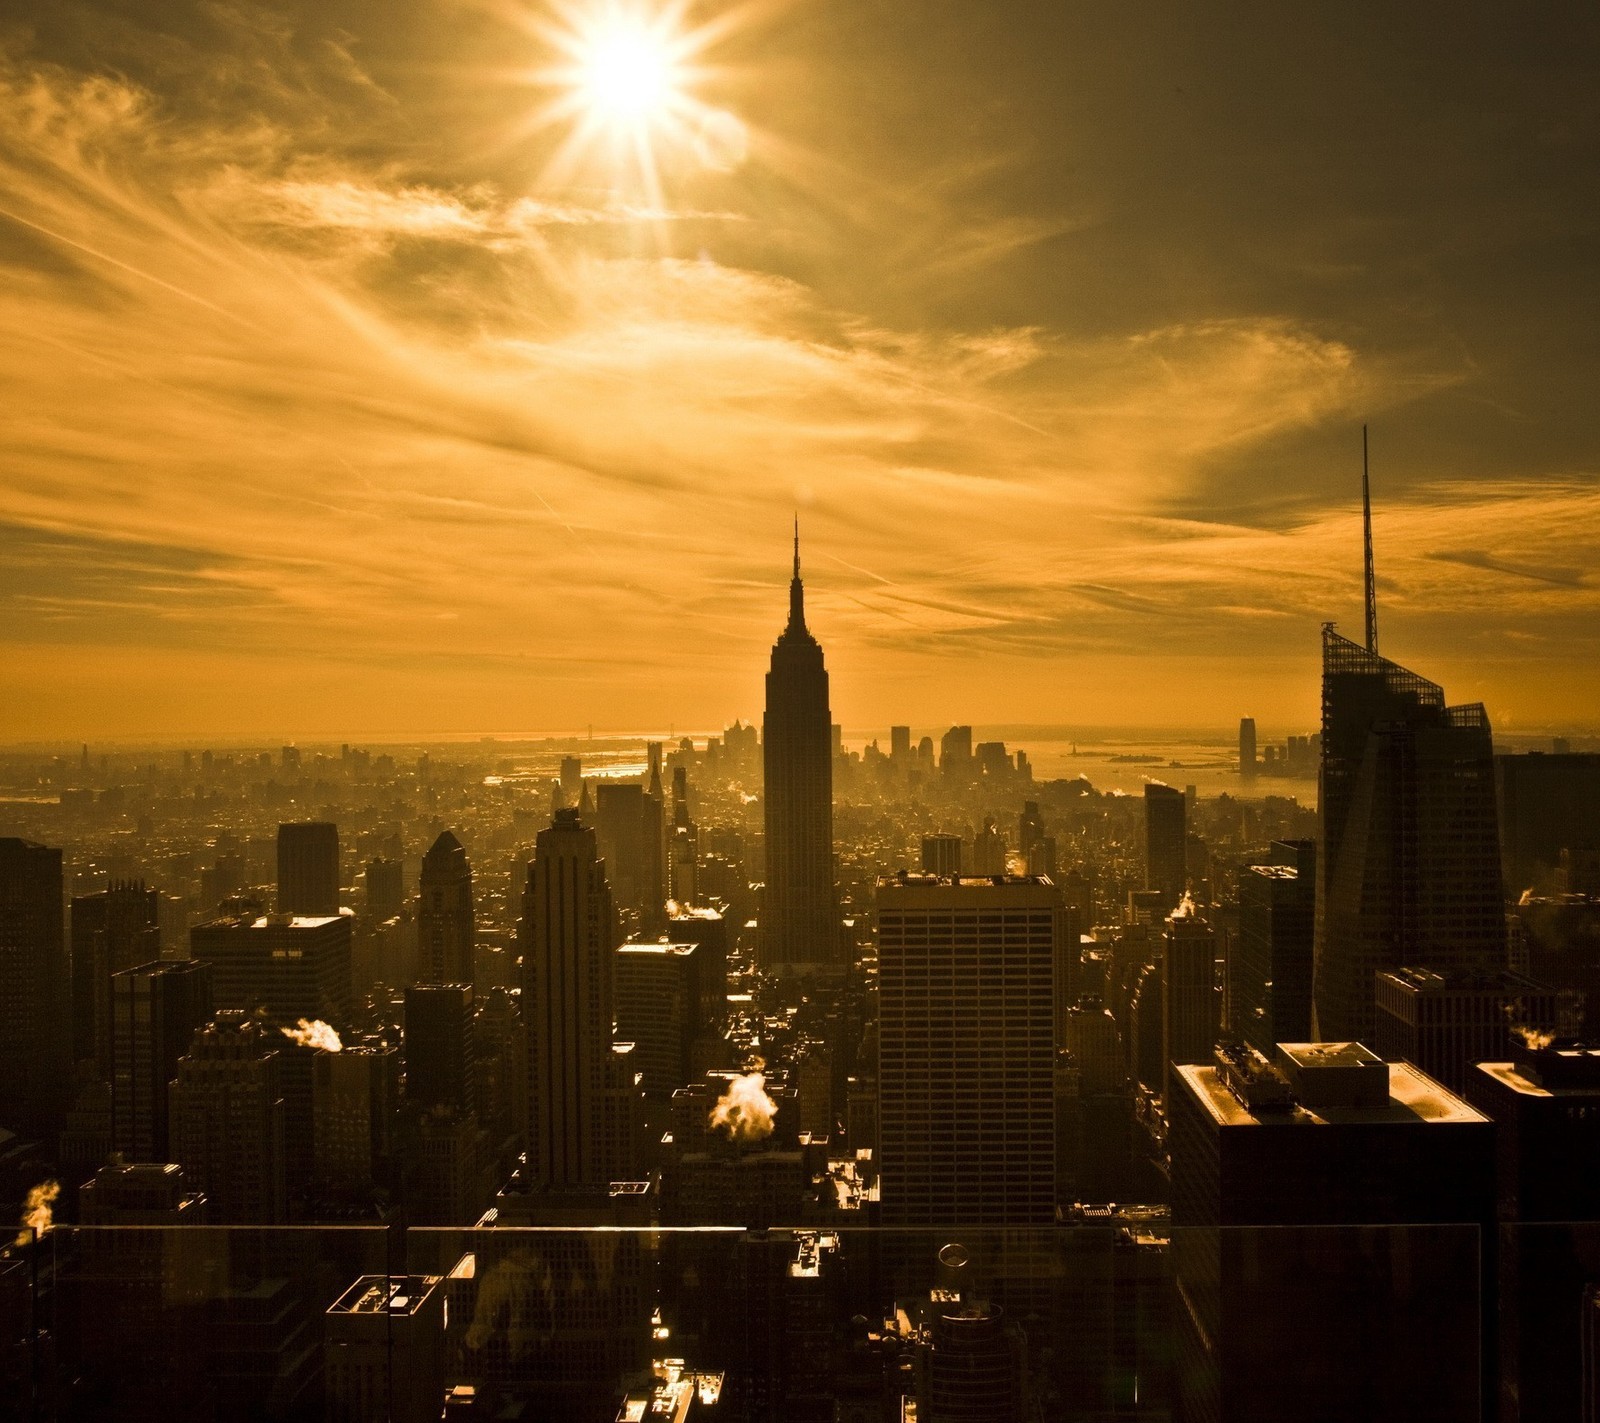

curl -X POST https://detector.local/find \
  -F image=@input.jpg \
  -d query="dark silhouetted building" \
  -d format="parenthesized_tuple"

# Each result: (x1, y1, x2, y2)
(312, 1042, 398, 1194)
(762, 529, 838, 974)
(1143, 784, 1186, 911)
(71, 880, 159, 1073)
(1238, 717, 1257, 780)
(276, 821, 340, 916)
(168, 1010, 288, 1223)
(1374, 967, 1561, 1095)
(405, 982, 475, 1113)
(190, 909, 353, 1024)
(110, 957, 214, 1161)
(1495, 751, 1600, 893)
(519, 808, 636, 1188)
(1468, 1042, 1600, 1423)
(615, 941, 702, 1097)
(1171, 1041, 1495, 1423)
(419, 829, 476, 987)
(0, 837, 67, 1133)
(1161, 902, 1218, 1104)
(876, 873, 1059, 1225)
(364, 855, 404, 921)
(1313, 628, 1508, 1042)
(325, 1275, 447, 1423)
(1231, 840, 1315, 1055)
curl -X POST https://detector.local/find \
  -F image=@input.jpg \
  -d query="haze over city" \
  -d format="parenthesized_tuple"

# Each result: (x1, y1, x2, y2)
(3, 1, 1598, 739)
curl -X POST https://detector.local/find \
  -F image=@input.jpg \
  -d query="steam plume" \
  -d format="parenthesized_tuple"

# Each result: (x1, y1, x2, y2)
(709, 1073, 776, 1143)
(16, 1180, 60, 1246)
(1511, 1024, 1555, 1051)
(281, 1018, 343, 1052)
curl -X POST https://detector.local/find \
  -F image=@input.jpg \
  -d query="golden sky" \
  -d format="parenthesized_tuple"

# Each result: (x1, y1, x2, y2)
(2, 1, 1597, 739)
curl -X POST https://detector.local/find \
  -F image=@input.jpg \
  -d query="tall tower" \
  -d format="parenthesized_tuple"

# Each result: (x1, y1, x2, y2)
(518, 808, 631, 1188)
(761, 525, 839, 973)
(277, 821, 340, 916)
(418, 830, 475, 987)
(1143, 783, 1187, 911)
(0, 838, 67, 1133)
(71, 879, 159, 1074)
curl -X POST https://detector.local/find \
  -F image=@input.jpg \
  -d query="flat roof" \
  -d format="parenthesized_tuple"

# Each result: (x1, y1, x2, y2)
(618, 941, 698, 957)
(328, 1275, 441, 1316)
(877, 873, 1055, 890)
(1475, 1059, 1600, 1099)
(1178, 1060, 1488, 1129)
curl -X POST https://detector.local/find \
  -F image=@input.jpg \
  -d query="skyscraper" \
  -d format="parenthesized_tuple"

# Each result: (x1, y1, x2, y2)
(1231, 840, 1315, 1055)
(277, 821, 340, 916)
(1161, 901, 1219, 1105)
(190, 909, 354, 1024)
(518, 807, 634, 1188)
(1313, 628, 1508, 1042)
(876, 872, 1060, 1225)
(1238, 717, 1257, 780)
(418, 829, 475, 987)
(921, 834, 963, 877)
(1143, 783, 1186, 911)
(404, 982, 475, 1113)
(761, 527, 838, 974)
(71, 879, 159, 1073)
(110, 957, 213, 1162)
(0, 837, 67, 1133)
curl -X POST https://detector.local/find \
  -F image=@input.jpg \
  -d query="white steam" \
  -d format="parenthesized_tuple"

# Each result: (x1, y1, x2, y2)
(16, 1180, 59, 1245)
(281, 1018, 343, 1052)
(709, 1072, 776, 1143)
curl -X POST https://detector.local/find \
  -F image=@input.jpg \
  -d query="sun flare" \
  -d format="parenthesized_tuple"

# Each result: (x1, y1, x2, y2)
(575, 17, 683, 133)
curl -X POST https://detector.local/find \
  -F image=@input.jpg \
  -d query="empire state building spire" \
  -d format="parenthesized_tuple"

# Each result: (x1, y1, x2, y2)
(788, 516, 806, 633)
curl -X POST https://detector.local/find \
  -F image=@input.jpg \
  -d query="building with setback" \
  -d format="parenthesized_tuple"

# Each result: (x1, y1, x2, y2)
(71, 880, 159, 1072)
(1169, 1041, 1494, 1423)
(876, 873, 1059, 1225)
(518, 807, 637, 1191)
(276, 821, 340, 915)
(168, 1010, 288, 1223)
(110, 958, 213, 1161)
(0, 838, 67, 1134)
(762, 529, 839, 973)
(1313, 628, 1507, 1042)
(419, 830, 476, 987)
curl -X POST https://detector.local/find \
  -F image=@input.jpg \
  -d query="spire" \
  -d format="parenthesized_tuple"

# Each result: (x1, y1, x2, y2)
(787, 517, 806, 632)
(1362, 424, 1379, 655)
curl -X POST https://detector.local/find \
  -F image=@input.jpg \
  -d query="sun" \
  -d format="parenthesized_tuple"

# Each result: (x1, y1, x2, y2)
(573, 16, 685, 134)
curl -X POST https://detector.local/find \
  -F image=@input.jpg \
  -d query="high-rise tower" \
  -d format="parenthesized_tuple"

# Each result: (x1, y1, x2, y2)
(761, 525, 839, 973)
(518, 808, 635, 1188)
(1312, 457, 1506, 1039)
(418, 830, 475, 988)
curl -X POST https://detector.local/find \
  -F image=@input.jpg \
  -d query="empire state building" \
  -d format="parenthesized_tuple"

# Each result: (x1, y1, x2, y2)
(762, 527, 839, 974)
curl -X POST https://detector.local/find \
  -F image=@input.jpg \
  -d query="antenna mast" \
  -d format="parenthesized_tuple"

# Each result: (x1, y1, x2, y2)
(1362, 424, 1378, 654)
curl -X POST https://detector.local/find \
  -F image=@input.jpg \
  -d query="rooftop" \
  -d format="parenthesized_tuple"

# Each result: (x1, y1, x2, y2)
(328, 1275, 442, 1317)
(618, 941, 699, 958)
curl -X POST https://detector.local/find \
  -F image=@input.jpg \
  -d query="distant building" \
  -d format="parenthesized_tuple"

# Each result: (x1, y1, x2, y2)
(920, 834, 963, 877)
(110, 957, 213, 1162)
(363, 856, 404, 921)
(876, 873, 1060, 1225)
(313, 1043, 399, 1194)
(1314, 628, 1507, 1042)
(0, 837, 67, 1133)
(1238, 717, 1257, 780)
(971, 817, 1008, 875)
(1143, 784, 1186, 912)
(71, 880, 159, 1073)
(419, 830, 476, 987)
(190, 910, 353, 1024)
(276, 821, 340, 916)
(1373, 967, 1561, 1095)
(890, 725, 912, 760)
(762, 530, 839, 973)
(615, 941, 703, 1097)
(1230, 840, 1315, 1055)
(1170, 1042, 1494, 1422)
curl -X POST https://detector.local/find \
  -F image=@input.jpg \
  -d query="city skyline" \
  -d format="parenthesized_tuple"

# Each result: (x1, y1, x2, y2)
(3, 2, 1599, 739)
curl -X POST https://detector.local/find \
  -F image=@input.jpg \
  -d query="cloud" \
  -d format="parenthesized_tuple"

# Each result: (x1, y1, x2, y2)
(0, 6, 1594, 736)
